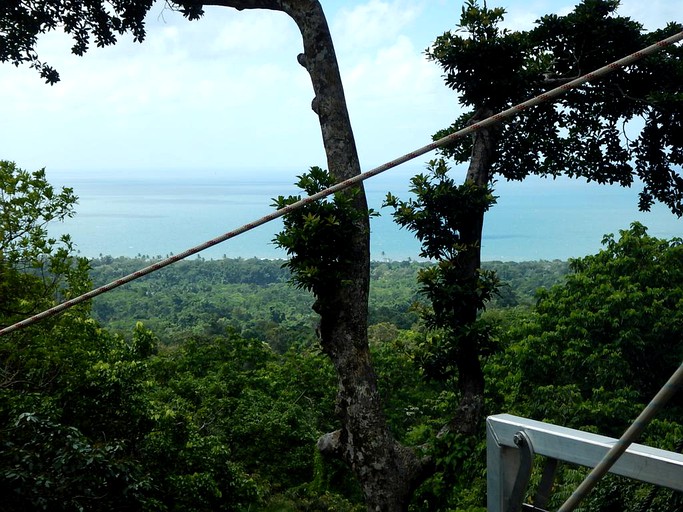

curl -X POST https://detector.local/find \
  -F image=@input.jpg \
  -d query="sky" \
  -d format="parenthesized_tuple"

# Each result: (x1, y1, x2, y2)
(0, 0, 680, 179)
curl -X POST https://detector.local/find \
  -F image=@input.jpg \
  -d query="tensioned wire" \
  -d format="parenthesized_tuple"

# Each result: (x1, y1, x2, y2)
(1, 28, 682, 338)
(556, 360, 683, 512)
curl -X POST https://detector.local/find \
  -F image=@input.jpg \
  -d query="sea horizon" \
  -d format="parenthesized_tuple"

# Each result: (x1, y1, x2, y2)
(45, 167, 682, 263)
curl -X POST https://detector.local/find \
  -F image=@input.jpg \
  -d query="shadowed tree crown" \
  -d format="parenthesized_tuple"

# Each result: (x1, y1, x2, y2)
(0, 0, 206, 83)
(428, 0, 683, 215)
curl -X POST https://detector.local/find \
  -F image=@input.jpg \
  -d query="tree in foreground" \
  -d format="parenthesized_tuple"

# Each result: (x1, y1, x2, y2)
(387, 0, 682, 461)
(0, 162, 151, 511)
(0, 163, 350, 511)
(0, 160, 90, 325)
(1, 2, 422, 509)
(3, 1, 683, 510)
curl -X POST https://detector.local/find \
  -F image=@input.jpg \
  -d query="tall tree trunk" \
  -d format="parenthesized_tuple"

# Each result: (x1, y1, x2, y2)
(449, 108, 496, 436)
(204, 1, 428, 509)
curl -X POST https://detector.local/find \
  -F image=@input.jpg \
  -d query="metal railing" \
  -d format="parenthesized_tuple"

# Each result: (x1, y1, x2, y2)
(487, 413, 683, 512)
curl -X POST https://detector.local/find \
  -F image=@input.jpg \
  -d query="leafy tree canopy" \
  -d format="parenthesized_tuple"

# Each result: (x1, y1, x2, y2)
(429, 0, 683, 215)
(0, 160, 89, 326)
(489, 222, 683, 434)
(0, 0, 205, 84)
(484, 223, 683, 512)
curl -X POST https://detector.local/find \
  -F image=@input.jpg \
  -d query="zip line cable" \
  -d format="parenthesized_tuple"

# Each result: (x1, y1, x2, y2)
(1, 29, 682, 337)
(557, 360, 683, 512)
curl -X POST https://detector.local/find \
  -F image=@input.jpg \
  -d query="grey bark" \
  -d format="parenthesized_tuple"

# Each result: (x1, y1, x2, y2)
(447, 108, 497, 436)
(201, 1, 429, 509)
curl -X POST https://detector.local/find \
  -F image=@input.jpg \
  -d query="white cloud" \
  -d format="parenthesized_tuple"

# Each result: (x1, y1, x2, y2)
(499, 0, 677, 33)
(332, 0, 423, 51)
(1, 0, 674, 181)
(321, 0, 462, 166)
(617, 0, 680, 31)
(210, 11, 298, 54)
(23, 0, 674, 174)
(344, 36, 441, 106)
(0, 2, 316, 172)
(499, 0, 575, 32)
(337, 34, 461, 167)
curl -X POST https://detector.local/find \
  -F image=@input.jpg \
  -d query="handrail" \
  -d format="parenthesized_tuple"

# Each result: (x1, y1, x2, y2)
(487, 412, 683, 512)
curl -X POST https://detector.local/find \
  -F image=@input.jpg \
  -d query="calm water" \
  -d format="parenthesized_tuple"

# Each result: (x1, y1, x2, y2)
(46, 168, 682, 262)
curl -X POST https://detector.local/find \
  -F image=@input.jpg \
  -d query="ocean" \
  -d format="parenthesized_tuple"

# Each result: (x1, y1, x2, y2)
(46, 167, 682, 262)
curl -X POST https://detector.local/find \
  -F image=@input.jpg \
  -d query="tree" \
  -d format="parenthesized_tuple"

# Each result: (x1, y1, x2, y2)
(1, 2, 423, 509)
(430, 0, 682, 211)
(0, 163, 154, 511)
(496, 223, 683, 427)
(0, 160, 90, 326)
(385, 0, 683, 450)
(0, 166, 332, 509)
(385, 158, 499, 438)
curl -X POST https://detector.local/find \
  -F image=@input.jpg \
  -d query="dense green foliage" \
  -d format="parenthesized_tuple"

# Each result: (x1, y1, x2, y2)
(1, 163, 681, 511)
(485, 223, 683, 512)
(87, 255, 568, 350)
(0, 163, 354, 511)
(89, 256, 316, 352)
(429, 0, 683, 215)
(505, 223, 683, 427)
(0, 163, 150, 510)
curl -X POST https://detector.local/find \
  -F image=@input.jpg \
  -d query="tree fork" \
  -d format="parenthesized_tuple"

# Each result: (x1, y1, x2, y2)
(450, 108, 497, 436)
(285, 3, 430, 508)
(205, 0, 430, 508)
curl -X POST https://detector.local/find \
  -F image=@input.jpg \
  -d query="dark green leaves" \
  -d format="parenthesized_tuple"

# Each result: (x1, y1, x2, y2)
(272, 166, 375, 297)
(426, 0, 532, 110)
(501, 223, 683, 429)
(483, 224, 683, 510)
(428, 0, 683, 214)
(385, 159, 499, 380)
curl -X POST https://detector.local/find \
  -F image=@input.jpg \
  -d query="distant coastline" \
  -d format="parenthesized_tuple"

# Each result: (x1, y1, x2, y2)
(47, 170, 681, 263)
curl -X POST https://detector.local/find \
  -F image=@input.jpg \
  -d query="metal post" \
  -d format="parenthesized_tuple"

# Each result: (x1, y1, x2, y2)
(486, 413, 683, 512)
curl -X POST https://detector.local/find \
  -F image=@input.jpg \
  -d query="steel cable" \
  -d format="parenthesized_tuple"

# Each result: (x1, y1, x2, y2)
(556, 361, 683, 512)
(1, 29, 681, 337)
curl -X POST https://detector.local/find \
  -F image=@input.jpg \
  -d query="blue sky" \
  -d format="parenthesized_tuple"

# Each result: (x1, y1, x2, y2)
(0, 0, 678, 178)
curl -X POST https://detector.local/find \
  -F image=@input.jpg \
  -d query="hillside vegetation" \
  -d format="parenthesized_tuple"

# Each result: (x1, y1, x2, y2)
(2, 158, 681, 511)
(88, 257, 569, 348)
